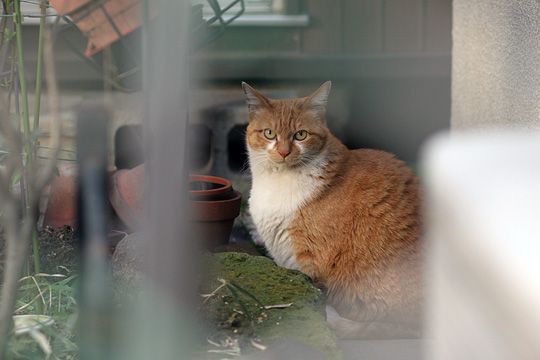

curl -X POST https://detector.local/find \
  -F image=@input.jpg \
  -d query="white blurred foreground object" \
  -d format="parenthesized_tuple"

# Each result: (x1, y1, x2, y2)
(13, 315, 54, 356)
(423, 132, 540, 360)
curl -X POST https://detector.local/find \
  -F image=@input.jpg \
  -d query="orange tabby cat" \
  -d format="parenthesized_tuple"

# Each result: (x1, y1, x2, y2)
(242, 81, 422, 339)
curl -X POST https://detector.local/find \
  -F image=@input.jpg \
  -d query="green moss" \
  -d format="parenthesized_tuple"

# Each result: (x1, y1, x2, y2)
(201, 252, 340, 358)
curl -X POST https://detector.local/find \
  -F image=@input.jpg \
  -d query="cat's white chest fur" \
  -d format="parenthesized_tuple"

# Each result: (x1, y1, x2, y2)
(249, 162, 323, 270)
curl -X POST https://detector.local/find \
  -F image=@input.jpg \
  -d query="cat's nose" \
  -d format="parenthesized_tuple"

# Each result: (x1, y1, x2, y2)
(278, 149, 291, 158)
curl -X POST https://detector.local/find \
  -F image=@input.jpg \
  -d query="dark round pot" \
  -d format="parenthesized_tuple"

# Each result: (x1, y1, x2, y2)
(190, 175, 242, 249)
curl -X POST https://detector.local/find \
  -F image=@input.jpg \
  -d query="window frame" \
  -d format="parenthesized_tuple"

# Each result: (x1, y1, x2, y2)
(202, 0, 309, 27)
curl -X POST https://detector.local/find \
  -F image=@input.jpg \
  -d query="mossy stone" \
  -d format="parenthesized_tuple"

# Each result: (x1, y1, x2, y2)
(201, 252, 340, 358)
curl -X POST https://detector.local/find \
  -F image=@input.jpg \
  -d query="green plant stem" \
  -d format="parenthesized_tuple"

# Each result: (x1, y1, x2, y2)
(14, 0, 43, 286)
(13, 0, 30, 156)
(32, 0, 46, 132)
(32, 229, 40, 274)
(14, 0, 31, 219)
(31, 239, 42, 312)
(13, 0, 31, 280)
(29, 0, 47, 280)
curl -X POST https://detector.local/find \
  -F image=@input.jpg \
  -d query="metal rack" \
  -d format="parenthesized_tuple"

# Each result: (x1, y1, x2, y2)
(56, 0, 245, 91)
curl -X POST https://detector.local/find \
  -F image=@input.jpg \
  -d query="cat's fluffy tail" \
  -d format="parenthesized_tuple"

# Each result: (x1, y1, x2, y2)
(326, 305, 422, 340)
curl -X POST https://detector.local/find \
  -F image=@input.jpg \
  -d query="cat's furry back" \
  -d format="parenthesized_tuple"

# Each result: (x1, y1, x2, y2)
(243, 82, 422, 339)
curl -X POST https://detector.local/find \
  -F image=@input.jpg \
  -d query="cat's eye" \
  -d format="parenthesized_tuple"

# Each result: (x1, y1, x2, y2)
(294, 130, 308, 141)
(263, 129, 277, 140)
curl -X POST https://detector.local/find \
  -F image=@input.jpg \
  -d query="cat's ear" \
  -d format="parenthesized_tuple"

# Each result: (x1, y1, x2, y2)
(241, 82, 272, 115)
(304, 81, 332, 119)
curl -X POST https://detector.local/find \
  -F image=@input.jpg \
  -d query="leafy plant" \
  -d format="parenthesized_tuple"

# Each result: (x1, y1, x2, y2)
(7, 271, 79, 359)
(0, 0, 62, 356)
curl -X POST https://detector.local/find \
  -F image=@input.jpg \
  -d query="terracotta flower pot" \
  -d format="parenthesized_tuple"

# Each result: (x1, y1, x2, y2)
(190, 175, 235, 201)
(50, 0, 150, 57)
(109, 165, 242, 249)
(43, 165, 78, 228)
(190, 175, 242, 249)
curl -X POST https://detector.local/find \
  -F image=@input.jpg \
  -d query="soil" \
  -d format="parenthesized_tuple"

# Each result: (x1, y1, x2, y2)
(38, 226, 79, 274)
(0, 226, 78, 277)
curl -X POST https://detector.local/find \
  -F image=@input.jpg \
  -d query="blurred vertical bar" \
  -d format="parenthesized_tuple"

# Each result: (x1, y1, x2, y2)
(77, 107, 112, 360)
(143, 0, 193, 302)
(125, 0, 197, 359)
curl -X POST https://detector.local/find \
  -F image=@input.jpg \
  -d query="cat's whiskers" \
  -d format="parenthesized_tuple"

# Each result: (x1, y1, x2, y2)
(239, 160, 250, 175)
(250, 149, 328, 177)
